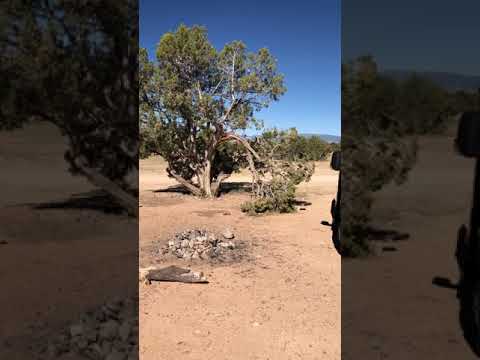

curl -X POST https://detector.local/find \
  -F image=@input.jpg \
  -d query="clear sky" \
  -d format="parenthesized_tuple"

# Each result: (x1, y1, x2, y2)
(140, 0, 341, 136)
(343, 0, 480, 76)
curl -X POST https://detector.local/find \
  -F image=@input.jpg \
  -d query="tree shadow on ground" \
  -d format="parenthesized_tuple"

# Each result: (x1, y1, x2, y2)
(27, 190, 126, 214)
(219, 182, 251, 194)
(152, 185, 190, 194)
(292, 199, 313, 206)
(365, 226, 410, 241)
(432, 276, 458, 290)
(152, 182, 252, 196)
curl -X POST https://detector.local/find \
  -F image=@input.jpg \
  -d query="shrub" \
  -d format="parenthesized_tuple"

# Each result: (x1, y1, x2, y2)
(241, 129, 315, 215)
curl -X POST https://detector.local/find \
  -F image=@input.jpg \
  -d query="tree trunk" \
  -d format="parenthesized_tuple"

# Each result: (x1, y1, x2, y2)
(74, 158, 139, 217)
(198, 159, 213, 198)
(211, 172, 230, 197)
(166, 168, 203, 197)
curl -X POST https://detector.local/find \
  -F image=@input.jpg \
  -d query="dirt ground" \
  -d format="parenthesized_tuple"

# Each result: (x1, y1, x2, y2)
(0, 122, 138, 359)
(343, 134, 479, 359)
(3, 121, 474, 359)
(139, 158, 341, 359)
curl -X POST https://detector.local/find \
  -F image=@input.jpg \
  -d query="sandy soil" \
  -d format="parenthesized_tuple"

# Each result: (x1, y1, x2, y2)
(139, 157, 341, 359)
(0, 122, 137, 359)
(343, 134, 478, 359)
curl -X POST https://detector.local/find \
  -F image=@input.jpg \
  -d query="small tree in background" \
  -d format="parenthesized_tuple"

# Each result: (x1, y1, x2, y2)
(140, 25, 286, 197)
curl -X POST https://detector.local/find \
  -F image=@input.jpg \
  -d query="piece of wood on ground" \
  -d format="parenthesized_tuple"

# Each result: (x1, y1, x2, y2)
(139, 265, 209, 284)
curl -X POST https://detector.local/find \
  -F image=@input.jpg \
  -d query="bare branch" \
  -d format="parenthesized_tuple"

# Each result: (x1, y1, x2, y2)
(218, 133, 262, 161)
(74, 157, 139, 217)
(231, 51, 236, 102)
(210, 77, 224, 95)
(166, 168, 203, 196)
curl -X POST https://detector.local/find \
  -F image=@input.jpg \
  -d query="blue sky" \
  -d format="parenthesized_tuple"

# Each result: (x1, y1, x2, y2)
(140, 0, 341, 136)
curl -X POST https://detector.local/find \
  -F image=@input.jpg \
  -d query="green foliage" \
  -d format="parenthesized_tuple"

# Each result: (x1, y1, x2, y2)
(212, 141, 248, 180)
(1, 0, 138, 194)
(241, 129, 315, 214)
(341, 56, 444, 256)
(290, 135, 339, 161)
(140, 24, 286, 197)
(241, 178, 298, 214)
(449, 89, 480, 114)
(397, 75, 451, 134)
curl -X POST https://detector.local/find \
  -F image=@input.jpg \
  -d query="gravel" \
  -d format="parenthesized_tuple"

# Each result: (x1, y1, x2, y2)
(41, 298, 138, 360)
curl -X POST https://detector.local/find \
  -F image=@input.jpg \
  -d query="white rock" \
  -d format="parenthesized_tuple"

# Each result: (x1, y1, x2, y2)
(222, 229, 234, 239)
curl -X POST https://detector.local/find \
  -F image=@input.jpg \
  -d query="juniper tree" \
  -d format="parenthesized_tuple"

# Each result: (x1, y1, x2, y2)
(1, 0, 139, 215)
(341, 56, 456, 256)
(140, 25, 286, 197)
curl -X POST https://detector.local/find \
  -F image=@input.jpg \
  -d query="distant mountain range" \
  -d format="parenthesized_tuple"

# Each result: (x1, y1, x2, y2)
(300, 133, 341, 143)
(382, 70, 480, 92)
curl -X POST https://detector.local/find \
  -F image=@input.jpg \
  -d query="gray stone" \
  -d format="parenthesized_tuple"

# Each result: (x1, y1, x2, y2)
(87, 343, 103, 358)
(99, 320, 119, 340)
(175, 249, 184, 258)
(69, 324, 84, 337)
(222, 229, 235, 239)
(85, 327, 97, 343)
(181, 239, 189, 248)
(74, 337, 88, 350)
(204, 248, 215, 258)
(95, 309, 106, 322)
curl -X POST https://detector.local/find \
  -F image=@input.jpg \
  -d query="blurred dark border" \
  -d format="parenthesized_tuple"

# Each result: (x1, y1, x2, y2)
(342, 1, 480, 358)
(0, 1, 139, 359)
